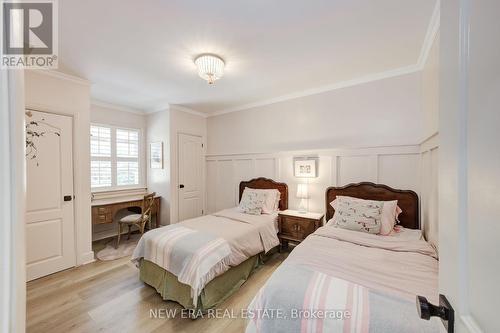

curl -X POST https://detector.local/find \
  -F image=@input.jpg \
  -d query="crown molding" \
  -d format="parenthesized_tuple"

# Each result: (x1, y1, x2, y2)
(144, 103, 207, 118)
(416, 0, 440, 69)
(170, 104, 208, 118)
(207, 1, 440, 118)
(209, 64, 420, 117)
(91, 99, 146, 115)
(144, 103, 170, 114)
(31, 69, 90, 86)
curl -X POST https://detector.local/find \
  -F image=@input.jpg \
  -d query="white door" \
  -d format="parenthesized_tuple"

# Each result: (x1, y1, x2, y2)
(178, 133, 203, 221)
(440, 1, 499, 332)
(25, 110, 75, 281)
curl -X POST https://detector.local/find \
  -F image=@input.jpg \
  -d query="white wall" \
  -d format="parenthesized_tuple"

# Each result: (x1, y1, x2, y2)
(421, 31, 440, 139)
(146, 110, 171, 225)
(90, 104, 147, 132)
(24, 70, 94, 266)
(207, 72, 422, 155)
(169, 106, 207, 223)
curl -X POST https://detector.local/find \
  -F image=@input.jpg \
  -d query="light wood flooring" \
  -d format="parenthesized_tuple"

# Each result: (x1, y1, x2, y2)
(26, 252, 287, 333)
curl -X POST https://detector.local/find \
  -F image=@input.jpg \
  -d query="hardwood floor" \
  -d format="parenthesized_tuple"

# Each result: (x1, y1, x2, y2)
(26, 253, 287, 333)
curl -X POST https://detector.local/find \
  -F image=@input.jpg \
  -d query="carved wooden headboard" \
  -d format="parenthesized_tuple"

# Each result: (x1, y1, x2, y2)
(239, 177, 288, 211)
(325, 182, 420, 229)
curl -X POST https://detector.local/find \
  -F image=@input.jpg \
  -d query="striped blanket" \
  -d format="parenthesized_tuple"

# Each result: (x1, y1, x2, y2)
(131, 224, 231, 306)
(246, 264, 439, 333)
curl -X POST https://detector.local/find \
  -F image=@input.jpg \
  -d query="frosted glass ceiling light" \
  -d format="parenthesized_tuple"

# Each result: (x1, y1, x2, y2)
(194, 54, 225, 84)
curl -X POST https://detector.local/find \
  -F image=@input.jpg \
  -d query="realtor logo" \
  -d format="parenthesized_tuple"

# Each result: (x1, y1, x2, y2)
(1, 0, 58, 68)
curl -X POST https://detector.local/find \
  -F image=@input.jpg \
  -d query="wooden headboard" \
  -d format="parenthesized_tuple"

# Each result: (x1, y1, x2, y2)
(239, 177, 288, 211)
(325, 182, 420, 229)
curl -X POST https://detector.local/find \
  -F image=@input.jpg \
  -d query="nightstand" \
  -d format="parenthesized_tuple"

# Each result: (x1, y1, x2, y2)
(278, 209, 324, 251)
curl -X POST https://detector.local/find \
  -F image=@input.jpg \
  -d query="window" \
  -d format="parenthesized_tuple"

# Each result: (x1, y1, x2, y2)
(91, 125, 142, 191)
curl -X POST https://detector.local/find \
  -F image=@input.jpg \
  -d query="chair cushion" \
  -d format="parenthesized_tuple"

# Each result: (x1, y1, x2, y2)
(120, 214, 148, 223)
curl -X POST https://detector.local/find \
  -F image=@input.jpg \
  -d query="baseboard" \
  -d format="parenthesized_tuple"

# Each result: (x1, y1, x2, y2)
(78, 251, 95, 266)
(461, 315, 483, 333)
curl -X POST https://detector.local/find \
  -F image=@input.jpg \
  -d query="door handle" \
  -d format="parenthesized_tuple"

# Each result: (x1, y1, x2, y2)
(64, 195, 72, 202)
(179, 184, 185, 189)
(416, 295, 454, 333)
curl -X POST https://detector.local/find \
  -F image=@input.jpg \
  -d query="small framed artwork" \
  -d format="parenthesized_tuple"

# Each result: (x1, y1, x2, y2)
(150, 142, 163, 169)
(294, 158, 318, 178)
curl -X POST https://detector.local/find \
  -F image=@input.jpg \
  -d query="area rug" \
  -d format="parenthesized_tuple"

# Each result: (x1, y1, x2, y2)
(96, 233, 141, 261)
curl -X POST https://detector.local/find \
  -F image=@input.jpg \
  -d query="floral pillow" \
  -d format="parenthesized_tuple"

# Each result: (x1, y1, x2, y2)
(330, 196, 383, 234)
(329, 196, 402, 235)
(239, 189, 267, 215)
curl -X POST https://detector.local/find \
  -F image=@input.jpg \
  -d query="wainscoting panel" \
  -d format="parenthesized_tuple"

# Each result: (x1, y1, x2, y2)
(338, 155, 377, 185)
(233, 159, 254, 204)
(215, 160, 234, 211)
(378, 154, 421, 191)
(254, 158, 277, 180)
(206, 160, 218, 213)
(420, 134, 439, 249)
(206, 145, 423, 217)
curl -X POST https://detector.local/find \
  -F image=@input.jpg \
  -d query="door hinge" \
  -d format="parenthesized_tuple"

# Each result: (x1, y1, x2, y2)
(202, 210, 204, 214)
(201, 143, 204, 148)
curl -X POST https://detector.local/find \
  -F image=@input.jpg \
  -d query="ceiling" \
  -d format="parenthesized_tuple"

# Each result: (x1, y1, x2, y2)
(59, 0, 437, 114)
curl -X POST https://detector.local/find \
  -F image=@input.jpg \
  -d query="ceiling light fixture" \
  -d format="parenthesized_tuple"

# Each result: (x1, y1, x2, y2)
(194, 54, 225, 84)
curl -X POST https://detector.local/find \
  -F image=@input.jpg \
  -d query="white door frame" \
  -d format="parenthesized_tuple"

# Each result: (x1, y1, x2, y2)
(1, 69, 26, 332)
(176, 131, 205, 222)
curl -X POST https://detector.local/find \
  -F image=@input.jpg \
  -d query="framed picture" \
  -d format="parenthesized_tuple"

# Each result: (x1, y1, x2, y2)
(294, 158, 317, 178)
(150, 142, 163, 169)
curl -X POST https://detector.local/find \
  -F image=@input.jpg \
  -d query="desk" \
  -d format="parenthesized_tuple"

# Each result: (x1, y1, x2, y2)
(91, 195, 161, 228)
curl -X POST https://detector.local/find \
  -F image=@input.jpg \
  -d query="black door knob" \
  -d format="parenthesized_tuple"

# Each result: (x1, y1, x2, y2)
(64, 195, 72, 202)
(179, 184, 185, 189)
(416, 295, 454, 333)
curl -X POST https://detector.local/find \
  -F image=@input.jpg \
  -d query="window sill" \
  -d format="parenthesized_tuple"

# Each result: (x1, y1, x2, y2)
(91, 187, 147, 201)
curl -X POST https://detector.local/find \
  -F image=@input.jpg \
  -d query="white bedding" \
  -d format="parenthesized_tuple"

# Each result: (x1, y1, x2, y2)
(246, 226, 440, 332)
(133, 207, 280, 301)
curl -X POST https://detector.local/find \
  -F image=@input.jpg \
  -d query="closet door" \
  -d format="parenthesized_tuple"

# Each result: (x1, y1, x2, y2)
(25, 110, 76, 281)
(178, 133, 203, 221)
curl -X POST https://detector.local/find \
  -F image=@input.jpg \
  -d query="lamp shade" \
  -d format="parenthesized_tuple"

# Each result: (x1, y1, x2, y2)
(296, 183, 309, 199)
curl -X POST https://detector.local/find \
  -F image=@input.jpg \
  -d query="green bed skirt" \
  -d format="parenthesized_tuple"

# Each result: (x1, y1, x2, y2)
(139, 255, 261, 312)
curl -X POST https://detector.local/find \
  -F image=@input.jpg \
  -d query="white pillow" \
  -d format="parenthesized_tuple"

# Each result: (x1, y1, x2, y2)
(330, 196, 383, 234)
(239, 189, 267, 215)
(244, 188, 280, 214)
(330, 196, 402, 235)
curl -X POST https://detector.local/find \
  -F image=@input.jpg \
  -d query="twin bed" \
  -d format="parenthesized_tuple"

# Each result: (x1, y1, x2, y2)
(132, 179, 439, 332)
(246, 183, 439, 332)
(132, 177, 288, 311)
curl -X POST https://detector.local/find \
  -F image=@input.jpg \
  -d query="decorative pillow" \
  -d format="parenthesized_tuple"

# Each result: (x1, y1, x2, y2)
(244, 188, 280, 214)
(239, 189, 267, 215)
(330, 196, 402, 235)
(330, 196, 383, 234)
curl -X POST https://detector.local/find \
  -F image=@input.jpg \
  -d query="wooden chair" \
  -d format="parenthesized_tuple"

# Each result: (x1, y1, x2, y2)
(116, 192, 156, 248)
